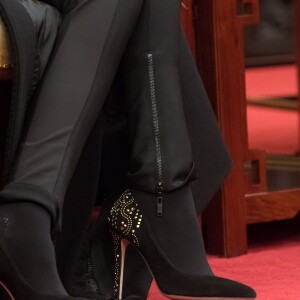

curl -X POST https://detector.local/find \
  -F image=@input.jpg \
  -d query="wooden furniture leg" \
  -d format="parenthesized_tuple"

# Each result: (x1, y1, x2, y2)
(193, 0, 260, 257)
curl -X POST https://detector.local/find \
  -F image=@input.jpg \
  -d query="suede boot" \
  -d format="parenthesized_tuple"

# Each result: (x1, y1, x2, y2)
(0, 202, 90, 299)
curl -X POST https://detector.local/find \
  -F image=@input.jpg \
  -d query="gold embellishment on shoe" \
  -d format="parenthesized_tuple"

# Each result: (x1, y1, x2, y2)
(108, 190, 143, 297)
(109, 190, 142, 246)
(111, 231, 121, 295)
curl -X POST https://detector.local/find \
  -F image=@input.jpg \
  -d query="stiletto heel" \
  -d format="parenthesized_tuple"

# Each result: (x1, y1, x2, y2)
(111, 231, 130, 300)
(108, 190, 256, 300)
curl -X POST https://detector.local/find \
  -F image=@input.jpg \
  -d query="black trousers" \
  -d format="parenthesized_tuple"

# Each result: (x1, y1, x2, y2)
(0, 0, 231, 233)
(0, 0, 143, 231)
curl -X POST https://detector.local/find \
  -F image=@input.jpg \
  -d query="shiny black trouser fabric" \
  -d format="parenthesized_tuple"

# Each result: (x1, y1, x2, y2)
(0, 0, 231, 231)
(0, 0, 143, 231)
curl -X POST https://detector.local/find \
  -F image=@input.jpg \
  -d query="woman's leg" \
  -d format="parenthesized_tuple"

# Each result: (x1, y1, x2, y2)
(0, 0, 143, 298)
(119, 0, 208, 275)
(108, 0, 256, 299)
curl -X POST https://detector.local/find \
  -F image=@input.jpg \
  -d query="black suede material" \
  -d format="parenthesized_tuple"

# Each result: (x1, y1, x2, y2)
(132, 185, 213, 276)
(109, 189, 256, 298)
(0, 182, 60, 228)
(0, 203, 68, 297)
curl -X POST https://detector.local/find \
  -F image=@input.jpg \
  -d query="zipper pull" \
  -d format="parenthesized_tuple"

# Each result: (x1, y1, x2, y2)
(157, 182, 163, 217)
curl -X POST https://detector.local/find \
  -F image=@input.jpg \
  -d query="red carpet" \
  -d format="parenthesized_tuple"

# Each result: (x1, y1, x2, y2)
(208, 223, 300, 300)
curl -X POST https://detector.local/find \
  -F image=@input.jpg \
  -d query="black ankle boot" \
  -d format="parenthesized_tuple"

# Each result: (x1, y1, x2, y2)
(131, 185, 213, 276)
(0, 202, 88, 300)
(107, 188, 256, 300)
